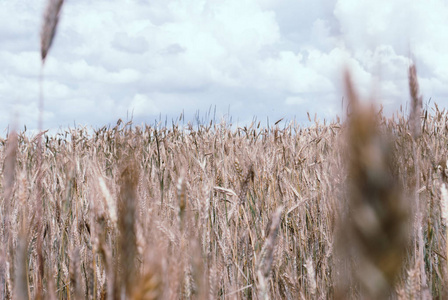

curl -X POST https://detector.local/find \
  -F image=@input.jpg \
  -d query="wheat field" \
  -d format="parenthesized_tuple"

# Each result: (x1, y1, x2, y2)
(1, 87, 448, 298)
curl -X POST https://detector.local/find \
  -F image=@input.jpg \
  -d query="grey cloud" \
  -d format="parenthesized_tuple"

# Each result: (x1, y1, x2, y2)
(272, 0, 340, 51)
(160, 43, 186, 55)
(111, 32, 149, 54)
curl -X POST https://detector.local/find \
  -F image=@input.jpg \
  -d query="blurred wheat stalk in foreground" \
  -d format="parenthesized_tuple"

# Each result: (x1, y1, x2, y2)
(336, 71, 410, 299)
(41, 0, 64, 62)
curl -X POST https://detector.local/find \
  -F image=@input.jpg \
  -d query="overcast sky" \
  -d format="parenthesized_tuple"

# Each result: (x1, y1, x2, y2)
(1, 0, 448, 133)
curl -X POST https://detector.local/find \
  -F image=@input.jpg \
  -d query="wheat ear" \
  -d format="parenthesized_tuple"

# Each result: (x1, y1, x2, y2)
(340, 70, 409, 298)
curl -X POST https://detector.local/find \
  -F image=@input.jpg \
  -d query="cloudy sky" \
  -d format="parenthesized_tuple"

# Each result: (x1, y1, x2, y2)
(1, 0, 448, 133)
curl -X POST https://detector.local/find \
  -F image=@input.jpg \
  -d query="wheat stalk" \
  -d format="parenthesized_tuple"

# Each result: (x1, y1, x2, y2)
(440, 184, 448, 289)
(1, 131, 17, 299)
(408, 63, 430, 298)
(408, 64, 423, 139)
(116, 158, 139, 298)
(339, 70, 410, 299)
(257, 206, 283, 299)
(36, 1, 64, 297)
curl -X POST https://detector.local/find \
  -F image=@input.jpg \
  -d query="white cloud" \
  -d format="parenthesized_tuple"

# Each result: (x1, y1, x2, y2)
(334, 0, 448, 108)
(129, 94, 160, 117)
(285, 96, 308, 106)
(1, 0, 448, 133)
(112, 32, 149, 54)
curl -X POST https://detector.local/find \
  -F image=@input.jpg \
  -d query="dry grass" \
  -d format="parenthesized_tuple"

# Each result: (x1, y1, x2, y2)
(1, 88, 448, 298)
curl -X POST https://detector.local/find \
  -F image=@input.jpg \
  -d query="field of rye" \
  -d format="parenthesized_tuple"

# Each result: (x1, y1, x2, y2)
(2, 0, 448, 299)
(1, 74, 448, 299)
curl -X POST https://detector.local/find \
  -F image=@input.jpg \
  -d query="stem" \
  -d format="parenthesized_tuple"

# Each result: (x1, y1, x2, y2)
(413, 138, 429, 297)
(36, 65, 45, 299)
